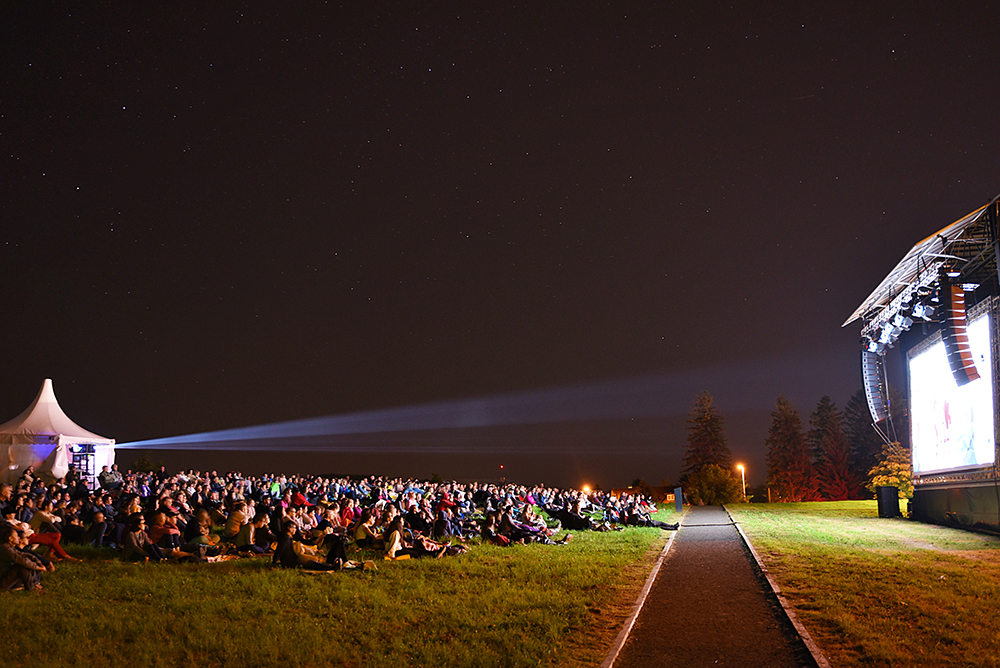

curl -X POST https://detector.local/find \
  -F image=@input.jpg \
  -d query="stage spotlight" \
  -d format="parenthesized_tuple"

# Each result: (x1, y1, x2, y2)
(899, 294, 914, 318)
(962, 283, 980, 291)
(912, 303, 935, 321)
(864, 337, 885, 353)
(892, 313, 913, 330)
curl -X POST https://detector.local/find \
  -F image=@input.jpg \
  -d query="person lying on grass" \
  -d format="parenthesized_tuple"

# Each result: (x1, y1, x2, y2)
(625, 503, 678, 530)
(0, 523, 53, 592)
(384, 516, 464, 559)
(540, 498, 598, 532)
(491, 506, 573, 546)
(272, 518, 344, 571)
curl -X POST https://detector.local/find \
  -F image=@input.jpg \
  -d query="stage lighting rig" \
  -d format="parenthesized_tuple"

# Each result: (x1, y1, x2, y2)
(859, 261, 943, 347)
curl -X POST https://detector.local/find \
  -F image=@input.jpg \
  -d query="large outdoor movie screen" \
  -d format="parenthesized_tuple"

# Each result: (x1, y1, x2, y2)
(909, 311, 995, 474)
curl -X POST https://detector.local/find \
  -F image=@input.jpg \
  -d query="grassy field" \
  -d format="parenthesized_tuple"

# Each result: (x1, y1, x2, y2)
(1, 512, 676, 668)
(730, 501, 1000, 668)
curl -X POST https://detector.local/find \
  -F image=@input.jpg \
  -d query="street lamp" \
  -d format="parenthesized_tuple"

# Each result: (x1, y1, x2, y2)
(736, 464, 746, 499)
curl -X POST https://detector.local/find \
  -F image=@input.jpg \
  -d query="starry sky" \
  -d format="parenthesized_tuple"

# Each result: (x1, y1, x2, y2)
(3, 3, 999, 489)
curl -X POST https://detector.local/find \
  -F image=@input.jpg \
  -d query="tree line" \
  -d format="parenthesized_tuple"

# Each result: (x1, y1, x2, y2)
(679, 390, 907, 504)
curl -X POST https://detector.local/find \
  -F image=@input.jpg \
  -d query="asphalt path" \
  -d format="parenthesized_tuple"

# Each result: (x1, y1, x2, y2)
(610, 505, 816, 667)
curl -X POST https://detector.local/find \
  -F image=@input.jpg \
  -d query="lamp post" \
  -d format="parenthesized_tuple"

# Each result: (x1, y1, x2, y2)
(737, 464, 746, 500)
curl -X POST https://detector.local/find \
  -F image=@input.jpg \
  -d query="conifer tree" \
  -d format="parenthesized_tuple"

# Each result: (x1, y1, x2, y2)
(765, 396, 817, 502)
(810, 396, 864, 500)
(808, 396, 839, 461)
(681, 391, 732, 485)
(844, 389, 885, 485)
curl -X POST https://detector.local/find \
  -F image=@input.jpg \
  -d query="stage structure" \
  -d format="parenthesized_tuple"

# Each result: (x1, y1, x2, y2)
(845, 195, 1000, 530)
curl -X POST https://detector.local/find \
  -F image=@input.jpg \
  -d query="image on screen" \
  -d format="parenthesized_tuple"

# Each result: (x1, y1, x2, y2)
(909, 313, 995, 474)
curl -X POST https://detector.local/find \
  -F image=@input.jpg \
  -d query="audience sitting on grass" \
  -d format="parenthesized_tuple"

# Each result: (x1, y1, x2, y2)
(0, 466, 674, 581)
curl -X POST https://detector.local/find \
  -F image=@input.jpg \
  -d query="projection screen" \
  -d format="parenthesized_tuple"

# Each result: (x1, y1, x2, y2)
(909, 307, 995, 475)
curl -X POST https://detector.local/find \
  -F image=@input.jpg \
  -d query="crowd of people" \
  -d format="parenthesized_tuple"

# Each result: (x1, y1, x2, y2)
(1, 462, 675, 592)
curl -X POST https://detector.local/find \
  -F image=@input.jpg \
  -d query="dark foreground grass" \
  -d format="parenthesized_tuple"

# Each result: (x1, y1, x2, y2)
(730, 501, 1000, 668)
(2, 513, 675, 668)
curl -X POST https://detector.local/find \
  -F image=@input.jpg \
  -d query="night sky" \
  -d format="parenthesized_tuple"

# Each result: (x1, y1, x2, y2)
(4, 3, 999, 489)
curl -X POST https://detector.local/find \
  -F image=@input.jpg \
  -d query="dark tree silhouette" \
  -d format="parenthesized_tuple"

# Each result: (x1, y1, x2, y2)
(844, 389, 885, 488)
(681, 392, 733, 486)
(808, 396, 839, 461)
(821, 408, 865, 499)
(765, 396, 817, 502)
(810, 396, 865, 500)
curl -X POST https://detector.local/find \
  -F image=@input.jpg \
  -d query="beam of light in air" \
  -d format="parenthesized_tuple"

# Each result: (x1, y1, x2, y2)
(116, 351, 847, 454)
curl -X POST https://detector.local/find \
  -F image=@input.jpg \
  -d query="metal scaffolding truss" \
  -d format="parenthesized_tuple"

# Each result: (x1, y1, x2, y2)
(845, 196, 1000, 345)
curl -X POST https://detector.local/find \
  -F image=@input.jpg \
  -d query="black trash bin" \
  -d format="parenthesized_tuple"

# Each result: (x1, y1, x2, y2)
(876, 486, 900, 518)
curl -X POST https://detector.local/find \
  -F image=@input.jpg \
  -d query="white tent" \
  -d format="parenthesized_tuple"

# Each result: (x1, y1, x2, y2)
(0, 379, 115, 486)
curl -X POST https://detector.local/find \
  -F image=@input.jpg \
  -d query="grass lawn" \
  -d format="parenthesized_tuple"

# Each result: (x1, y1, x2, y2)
(1, 510, 677, 668)
(730, 501, 1000, 668)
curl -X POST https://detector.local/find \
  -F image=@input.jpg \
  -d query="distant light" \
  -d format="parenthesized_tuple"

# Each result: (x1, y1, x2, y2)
(582, 485, 591, 493)
(962, 283, 980, 292)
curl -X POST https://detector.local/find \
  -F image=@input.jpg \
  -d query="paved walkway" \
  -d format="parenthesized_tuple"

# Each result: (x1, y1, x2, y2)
(609, 506, 817, 668)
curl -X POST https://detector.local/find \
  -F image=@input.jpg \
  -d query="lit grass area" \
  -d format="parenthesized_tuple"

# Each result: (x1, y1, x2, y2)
(730, 501, 1000, 667)
(0, 511, 677, 668)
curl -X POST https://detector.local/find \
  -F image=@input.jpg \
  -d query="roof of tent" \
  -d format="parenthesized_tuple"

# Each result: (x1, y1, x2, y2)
(0, 379, 114, 445)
